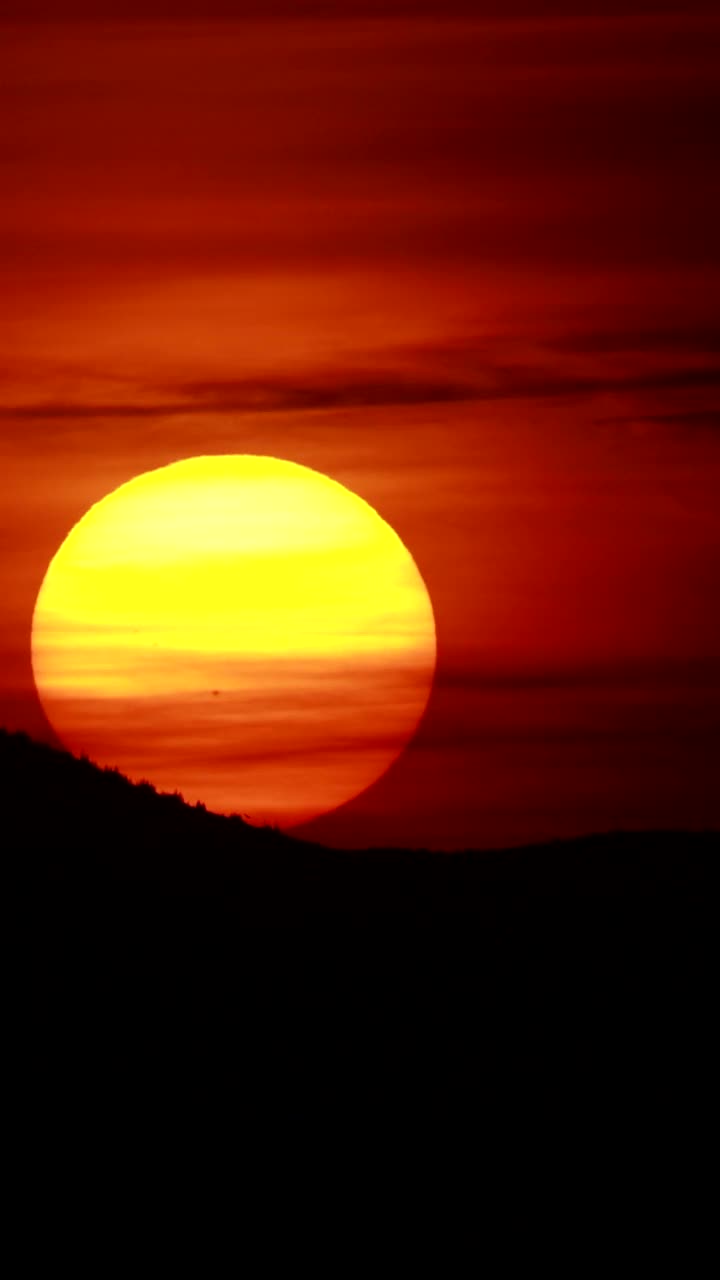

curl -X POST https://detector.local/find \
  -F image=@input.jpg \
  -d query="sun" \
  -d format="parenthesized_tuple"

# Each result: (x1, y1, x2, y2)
(31, 455, 436, 828)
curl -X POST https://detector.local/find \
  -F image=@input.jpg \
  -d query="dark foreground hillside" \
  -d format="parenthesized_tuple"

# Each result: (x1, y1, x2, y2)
(6, 727, 718, 1125)
(6, 727, 716, 914)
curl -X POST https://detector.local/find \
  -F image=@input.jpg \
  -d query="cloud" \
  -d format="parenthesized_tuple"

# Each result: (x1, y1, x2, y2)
(7, 1, 711, 22)
(468, 361, 720, 401)
(2, 327, 719, 427)
(0, 369, 479, 424)
(175, 373, 474, 413)
(595, 410, 720, 433)
(435, 655, 720, 694)
(0, 402, 181, 422)
(546, 326, 720, 357)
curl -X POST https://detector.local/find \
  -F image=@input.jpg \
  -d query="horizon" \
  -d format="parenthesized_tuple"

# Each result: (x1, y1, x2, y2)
(4, 725, 718, 862)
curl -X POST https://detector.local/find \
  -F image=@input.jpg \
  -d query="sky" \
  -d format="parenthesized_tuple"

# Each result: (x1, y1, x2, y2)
(1, 1, 719, 849)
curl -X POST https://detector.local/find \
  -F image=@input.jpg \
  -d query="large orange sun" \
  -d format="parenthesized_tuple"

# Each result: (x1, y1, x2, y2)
(31, 455, 436, 828)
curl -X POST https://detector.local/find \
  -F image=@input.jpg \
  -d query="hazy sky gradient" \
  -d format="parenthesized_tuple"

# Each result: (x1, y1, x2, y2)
(1, 4, 718, 847)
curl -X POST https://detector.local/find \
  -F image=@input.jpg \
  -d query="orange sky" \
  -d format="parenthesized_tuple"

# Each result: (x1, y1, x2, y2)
(1, 3, 719, 848)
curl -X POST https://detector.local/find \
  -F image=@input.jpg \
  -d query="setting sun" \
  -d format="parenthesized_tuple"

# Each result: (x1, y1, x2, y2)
(31, 455, 437, 827)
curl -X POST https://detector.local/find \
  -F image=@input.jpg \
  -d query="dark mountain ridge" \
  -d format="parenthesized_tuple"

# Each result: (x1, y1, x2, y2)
(5, 726, 716, 919)
(9, 726, 718, 1113)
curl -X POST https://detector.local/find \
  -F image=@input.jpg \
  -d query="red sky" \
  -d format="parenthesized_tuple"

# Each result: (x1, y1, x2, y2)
(1, 2, 719, 849)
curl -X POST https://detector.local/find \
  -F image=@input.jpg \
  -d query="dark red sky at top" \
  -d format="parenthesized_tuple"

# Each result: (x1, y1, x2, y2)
(1, 1, 719, 848)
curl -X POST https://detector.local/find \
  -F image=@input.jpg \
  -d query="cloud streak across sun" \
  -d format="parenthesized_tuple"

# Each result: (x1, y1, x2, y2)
(31, 456, 437, 826)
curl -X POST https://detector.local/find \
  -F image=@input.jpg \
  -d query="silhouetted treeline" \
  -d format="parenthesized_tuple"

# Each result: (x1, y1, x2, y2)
(8, 726, 718, 1129)
(5, 727, 716, 914)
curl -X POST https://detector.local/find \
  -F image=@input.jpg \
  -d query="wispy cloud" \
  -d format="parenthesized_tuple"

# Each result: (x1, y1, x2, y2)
(2, 337, 719, 424)
(0, 372, 472, 422)
(546, 326, 720, 357)
(595, 410, 720, 433)
(436, 655, 720, 694)
(7, 1, 712, 22)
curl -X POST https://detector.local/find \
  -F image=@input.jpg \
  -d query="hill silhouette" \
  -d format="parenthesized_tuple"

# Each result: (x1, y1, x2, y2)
(8, 724, 718, 1121)
(6, 726, 716, 922)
